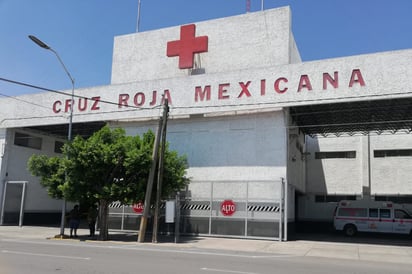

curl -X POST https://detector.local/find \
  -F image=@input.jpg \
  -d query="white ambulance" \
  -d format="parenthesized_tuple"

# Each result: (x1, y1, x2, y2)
(334, 200, 412, 236)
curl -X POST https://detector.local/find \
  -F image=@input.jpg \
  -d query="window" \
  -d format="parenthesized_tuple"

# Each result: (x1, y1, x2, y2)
(315, 151, 356, 159)
(395, 209, 411, 219)
(14, 132, 42, 150)
(337, 208, 367, 217)
(375, 196, 412, 204)
(315, 195, 356, 203)
(54, 141, 64, 154)
(374, 149, 412, 158)
(369, 208, 378, 218)
(380, 209, 391, 219)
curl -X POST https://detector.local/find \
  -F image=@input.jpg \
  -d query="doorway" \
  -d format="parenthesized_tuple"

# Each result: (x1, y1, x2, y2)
(0, 181, 27, 226)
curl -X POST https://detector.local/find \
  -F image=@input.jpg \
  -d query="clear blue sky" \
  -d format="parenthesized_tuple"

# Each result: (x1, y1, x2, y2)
(0, 0, 411, 96)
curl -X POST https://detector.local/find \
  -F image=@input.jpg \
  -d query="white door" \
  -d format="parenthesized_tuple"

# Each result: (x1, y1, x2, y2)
(376, 208, 392, 233)
(393, 209, 412, 234)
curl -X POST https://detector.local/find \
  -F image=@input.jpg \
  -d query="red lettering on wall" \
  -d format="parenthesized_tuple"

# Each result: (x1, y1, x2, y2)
(53, 101, 62, 113)
(162, 89, 173, 105)
(238, 81, 251, 98)
(218, 83, 230, 100)
(349, 69, 365, 87)
(297, 75, 313, 92)
(260, 79, 266, 96)
(64, 99, 73, 113)
(274, 77, 288, 94)
(149, 91, 157, 106)
(118, 94, 130, 108)
(134, 92, 145, 106)
(91, 97, 101, 110)
(323, 71, 339, 89)
(78, 98, 88, 111)
(195, 85, 211, 102)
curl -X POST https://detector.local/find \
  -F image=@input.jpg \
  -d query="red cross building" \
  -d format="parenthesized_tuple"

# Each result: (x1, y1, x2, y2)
(167, 24, 208, 69)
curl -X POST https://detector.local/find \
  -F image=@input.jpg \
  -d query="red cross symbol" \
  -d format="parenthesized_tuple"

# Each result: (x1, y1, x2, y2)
(166, 24, 208, 69)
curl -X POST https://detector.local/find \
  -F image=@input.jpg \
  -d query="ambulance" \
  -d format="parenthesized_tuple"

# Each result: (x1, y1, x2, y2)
(333, 200, 412, 236)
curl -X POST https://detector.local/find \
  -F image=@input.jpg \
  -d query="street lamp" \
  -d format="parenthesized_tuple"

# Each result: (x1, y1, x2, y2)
(29, 35, 75, 237)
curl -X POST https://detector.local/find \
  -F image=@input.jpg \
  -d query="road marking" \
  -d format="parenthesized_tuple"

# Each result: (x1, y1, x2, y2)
(1, 250, 90, 260)
(201, 268, 259, 274)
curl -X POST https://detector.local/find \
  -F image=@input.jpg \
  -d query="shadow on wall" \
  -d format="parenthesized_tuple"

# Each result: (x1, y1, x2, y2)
(305, 136, 327, 194)
(296, 136, 331, 233)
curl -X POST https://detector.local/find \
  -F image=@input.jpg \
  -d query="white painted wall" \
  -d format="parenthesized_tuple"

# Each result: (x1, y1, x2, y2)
(370, 134, 412, 194)
(306, 133, 412, 196)
(302, 133, 412, 221)
(289, 32, 301, 64)
(5, 129, 65, 212)
(286, 124, 306, 193)
(118, 111, 288, 179)
(111, 7, 294, 83)
(306, 135, 363, 195)
(113, 111, 288, 197)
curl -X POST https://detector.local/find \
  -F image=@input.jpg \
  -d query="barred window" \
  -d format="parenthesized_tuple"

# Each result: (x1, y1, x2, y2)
(14, 132, 42, 150)
(315, 151, 356, 159)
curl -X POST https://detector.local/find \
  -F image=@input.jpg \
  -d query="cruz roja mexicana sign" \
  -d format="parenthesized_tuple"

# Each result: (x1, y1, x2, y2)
(51, 69, 365, 114)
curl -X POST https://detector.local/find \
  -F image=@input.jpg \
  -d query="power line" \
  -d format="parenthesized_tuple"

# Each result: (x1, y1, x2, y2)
(2, 76, 412, 135)
(0, 92, 50, 110)
(3, 76, 412, 114)
(0, 77, 161, 110)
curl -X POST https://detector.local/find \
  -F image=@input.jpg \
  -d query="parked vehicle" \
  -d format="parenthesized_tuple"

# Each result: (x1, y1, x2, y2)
(334, 200, 412, 236)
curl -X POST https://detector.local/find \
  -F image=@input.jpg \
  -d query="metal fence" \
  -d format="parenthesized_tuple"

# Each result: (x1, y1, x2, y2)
(108, 179, 288, 240)
(180, 180, 287, 240)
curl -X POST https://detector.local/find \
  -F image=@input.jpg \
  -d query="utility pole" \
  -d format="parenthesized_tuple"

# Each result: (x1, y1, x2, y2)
(138, 98, 169, 243)
(136, 0, 142, 32)
(152, 99, 169, 243)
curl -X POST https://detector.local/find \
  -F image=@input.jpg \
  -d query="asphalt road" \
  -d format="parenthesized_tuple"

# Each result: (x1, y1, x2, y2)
(1, 238, 411, 274)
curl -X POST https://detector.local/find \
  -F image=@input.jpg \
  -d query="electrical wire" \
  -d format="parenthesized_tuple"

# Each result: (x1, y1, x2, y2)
(2, 76, 412, 134)
(0, 77, 161, 110)
(0, 92, 50, 110)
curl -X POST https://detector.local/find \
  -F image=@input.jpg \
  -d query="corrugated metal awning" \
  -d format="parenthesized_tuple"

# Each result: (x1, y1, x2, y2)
(290, 97, 412, 137)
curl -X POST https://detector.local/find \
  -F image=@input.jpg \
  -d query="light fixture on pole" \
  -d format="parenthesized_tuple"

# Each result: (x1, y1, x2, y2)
(29, 35, 75, 237)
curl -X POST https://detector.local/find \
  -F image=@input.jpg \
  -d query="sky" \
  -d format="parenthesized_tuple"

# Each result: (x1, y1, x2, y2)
(0, 0, 411, 97)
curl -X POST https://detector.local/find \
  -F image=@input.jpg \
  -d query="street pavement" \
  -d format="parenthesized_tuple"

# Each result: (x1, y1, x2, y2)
(1, 226, 412, 265)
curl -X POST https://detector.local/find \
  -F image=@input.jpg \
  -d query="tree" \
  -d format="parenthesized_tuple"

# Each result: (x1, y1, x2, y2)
(28, 126, 189, 240)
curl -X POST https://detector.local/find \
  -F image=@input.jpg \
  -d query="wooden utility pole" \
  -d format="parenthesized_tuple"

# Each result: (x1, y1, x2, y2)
(137, 99, 168, 242)
(152, 99, 169, 243)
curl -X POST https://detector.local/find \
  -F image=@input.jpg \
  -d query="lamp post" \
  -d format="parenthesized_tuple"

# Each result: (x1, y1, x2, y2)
(29, 35, 75, 237)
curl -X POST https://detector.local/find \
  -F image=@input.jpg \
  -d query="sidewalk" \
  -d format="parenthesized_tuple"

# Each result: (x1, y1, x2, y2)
(1, 226, 412, 265)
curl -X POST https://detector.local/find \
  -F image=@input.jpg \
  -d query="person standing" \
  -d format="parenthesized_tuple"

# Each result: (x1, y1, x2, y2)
(68, 205, 80, 238)
(87, 205, 98, 237)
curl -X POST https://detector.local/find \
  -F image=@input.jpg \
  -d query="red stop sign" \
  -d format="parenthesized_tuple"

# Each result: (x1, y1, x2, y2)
(132, 202, 144, 214)
(220, 200, 236, 216)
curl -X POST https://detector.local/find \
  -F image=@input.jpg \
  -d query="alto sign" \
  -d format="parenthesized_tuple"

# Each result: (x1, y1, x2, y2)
(132, 202, 144, 214)
(220, 200, 236, 216)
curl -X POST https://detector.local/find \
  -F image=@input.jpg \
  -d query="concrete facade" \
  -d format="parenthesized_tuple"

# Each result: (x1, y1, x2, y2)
(0, 6, 411, 238)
